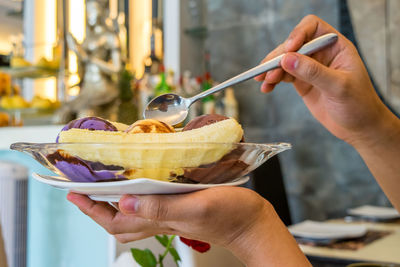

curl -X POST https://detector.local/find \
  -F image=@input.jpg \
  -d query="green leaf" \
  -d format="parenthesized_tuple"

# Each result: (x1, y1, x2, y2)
(155, 235, 169, 247)
(158, 255, 164, 267)
(130, 248, 157, 267)
(168, 247, 181, 265)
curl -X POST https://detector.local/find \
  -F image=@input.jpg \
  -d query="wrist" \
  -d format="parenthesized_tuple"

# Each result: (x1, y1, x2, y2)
(228, 202, 310, 266)
(350, 105, 400, 152)
(226, 201, 273, 263)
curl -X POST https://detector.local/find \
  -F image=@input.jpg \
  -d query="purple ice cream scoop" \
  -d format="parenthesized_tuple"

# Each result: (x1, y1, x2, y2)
(52, 116, 126, 182)
(47, 151, 125, 182)
(56, 116, 118, 142)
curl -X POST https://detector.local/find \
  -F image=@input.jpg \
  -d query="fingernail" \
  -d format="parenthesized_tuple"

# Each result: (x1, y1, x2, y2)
(66, 193, 77, 203)
(266, 70, 278, 80)
(121, 196, 139, 214)
(254, 75, 262, 82)
(66, 193, 73, 202)
(285, 38, 293, 51)
(261, 81, 268, 92)
(284, 53, 299, 70)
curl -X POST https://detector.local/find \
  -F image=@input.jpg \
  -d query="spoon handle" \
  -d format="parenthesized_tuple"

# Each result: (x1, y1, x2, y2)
(189, 33, 338, 103)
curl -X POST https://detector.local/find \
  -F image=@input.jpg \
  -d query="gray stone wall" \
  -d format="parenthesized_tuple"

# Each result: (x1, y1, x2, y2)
(182, 0, 391, 223)
(348, 0, 400, 111)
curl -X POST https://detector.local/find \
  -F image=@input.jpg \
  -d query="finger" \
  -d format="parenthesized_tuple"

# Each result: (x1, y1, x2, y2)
(281, 52, 340, 96)
(257, 16, 341, 83)
(261, 73, 295, 93)
(119, 192, 209, 222)
(264, 69, 284, 84)
(119, 194, 177, 221)
(107, 202, 120, 211)
(285, 15, 340, 52)
(254, 74, 265, 82)
(68, 193, 169, 235)
(254, 43, 286, 81)
(262, 43, 286, 63)
(260, 69, 284, 93)
(261, 81, 276, 93)
(67, 192, 119, 226)
(282, 73, 295, 83)
(114, 232, 156, 244)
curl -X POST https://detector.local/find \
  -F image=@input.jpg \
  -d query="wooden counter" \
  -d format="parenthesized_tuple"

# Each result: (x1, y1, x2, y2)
(300, 219, 400, 264)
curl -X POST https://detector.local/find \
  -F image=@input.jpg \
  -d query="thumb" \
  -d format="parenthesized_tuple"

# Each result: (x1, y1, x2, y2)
(119, 194, 190, 221)
(281, 52, 340, 94)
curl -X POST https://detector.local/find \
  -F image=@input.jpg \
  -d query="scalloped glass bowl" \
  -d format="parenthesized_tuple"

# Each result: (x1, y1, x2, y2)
(10, 142, 291, 184)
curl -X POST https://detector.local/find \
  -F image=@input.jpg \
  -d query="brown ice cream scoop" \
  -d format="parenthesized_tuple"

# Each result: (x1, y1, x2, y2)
(184, 114, 244, 142)
(125, 119, 175, 134)
(183, 114, 229, 131)
(182, 114, 248, 183)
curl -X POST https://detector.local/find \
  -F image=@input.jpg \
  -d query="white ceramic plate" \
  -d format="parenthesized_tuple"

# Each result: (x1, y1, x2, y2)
(347, 205, 400, 220)
(32, 173, 249, 202)
(288, 220, 367, 240)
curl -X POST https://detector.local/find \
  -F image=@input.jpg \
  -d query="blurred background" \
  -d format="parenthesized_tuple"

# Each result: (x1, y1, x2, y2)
(0, 0, 399, 266)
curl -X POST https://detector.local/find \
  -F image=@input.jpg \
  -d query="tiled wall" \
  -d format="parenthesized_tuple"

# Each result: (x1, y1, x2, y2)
(182, 0, 392, 222)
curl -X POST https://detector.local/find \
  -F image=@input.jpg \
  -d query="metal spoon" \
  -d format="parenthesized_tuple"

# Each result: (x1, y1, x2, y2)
(144, 33, 338, 125)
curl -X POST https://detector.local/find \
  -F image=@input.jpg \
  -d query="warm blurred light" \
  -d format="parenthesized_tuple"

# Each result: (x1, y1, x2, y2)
(69, 1, 86, 43)
(34, 0, 57, 101)
(43, 0, 56, 59)
(68, 52, 78, 73)
(155, 28, 163, 61)
(68, 73, 80, 87)
(68, 0, 86, 97)
(130, 0, 152, 79)
(109, 0, 117, 19)
(68, 86, 80, 97)
(42, 77, 57, 100)
(0, 42, 11, 54)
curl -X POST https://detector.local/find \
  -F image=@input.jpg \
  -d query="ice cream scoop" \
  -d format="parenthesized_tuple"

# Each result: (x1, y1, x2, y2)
(182, 114, 248, 183)
(53, 116, 127, 181)
(46, 150, 125, 182)
(125, 119, 175, 134)
(183, 114, 229, 131)
(56, 116, 118, 142)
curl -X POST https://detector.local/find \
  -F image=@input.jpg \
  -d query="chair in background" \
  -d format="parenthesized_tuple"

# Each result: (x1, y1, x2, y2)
(252, 155, 292, 226)
(0, 161, 28, 267)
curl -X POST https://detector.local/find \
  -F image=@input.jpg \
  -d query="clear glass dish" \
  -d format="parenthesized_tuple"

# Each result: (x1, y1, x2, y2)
(10, 142, 291, 184)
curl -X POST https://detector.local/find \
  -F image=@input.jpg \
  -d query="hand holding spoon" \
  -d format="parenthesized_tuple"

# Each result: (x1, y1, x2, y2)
(144, 33, 338, 125)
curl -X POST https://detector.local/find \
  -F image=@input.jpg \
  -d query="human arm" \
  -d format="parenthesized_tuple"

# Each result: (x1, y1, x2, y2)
(255, 15, 400, 210)
(67, 187, 310, 267)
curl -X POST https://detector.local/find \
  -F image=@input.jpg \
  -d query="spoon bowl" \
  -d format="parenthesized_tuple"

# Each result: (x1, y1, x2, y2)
(143, 93, 190, 125)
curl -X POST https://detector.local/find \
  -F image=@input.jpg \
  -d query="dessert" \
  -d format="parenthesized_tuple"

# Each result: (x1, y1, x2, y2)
(182, 114, 248, 183)
(50, 114, 248, 183)
(125, 119, 175, 134)
(183, 114, 230, 130)
(51, 117, 127, 182)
